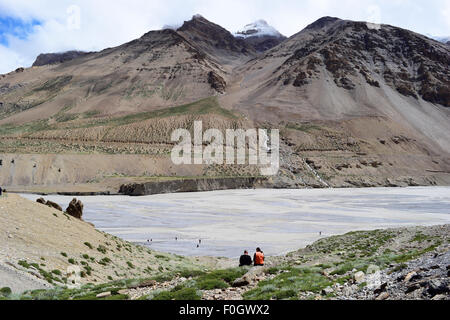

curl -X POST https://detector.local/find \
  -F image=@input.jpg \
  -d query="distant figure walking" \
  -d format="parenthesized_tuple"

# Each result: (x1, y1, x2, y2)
(254, 247, 264, 266)
(175, 237, 178, 241)
(239, 250, 252, 267)
(196, 244, 199, 248)
(319, 231, 322, 236)
(199, 239, 201, 244)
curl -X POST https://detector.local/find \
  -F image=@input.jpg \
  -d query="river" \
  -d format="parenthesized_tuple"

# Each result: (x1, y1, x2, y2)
(22, 187, 450, 258)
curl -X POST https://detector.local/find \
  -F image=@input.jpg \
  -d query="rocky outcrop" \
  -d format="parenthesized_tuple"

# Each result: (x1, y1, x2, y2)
(119, 177, 266, 196)
(36, 198, 63, 211)
(32, 51, 90, 67)
(208, 71, 226, 93)
(232, 267, 267, 287)
(65, 198, 84, 219)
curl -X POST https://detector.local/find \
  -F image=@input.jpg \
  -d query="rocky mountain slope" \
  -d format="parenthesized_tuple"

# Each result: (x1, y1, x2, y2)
(0, 15, 449, 192)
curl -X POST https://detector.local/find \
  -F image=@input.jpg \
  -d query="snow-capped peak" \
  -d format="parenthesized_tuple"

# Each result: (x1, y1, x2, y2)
(234, 20, 283, 38)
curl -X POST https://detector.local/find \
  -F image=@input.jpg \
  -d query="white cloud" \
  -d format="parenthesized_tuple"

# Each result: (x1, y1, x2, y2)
(0, 0, 448, 74)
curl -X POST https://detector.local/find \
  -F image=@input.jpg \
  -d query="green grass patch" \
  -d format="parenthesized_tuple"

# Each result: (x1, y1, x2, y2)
(84, 242, 93, 249)
(152, 287, 201, 300)
(0, 287, 12, 297)
(97, 245, 107, 254)
(243, 267, 332, 300)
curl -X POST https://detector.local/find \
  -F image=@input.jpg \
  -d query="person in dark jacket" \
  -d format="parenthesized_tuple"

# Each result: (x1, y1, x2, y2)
(239, 250, 252, 266)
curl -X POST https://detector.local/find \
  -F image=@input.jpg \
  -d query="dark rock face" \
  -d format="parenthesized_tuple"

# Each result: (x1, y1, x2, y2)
(241, 35, 286, 52)
(208, 71, 226, 93)
(32, 51, 90, 67)
(65, 198, 84, 219)
(177, 15, 255, 57)
(119, 177, 265, 196)
(36, 197, 45, 204)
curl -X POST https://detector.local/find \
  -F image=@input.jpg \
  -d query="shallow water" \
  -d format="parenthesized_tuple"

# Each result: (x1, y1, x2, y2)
(22, 187, 450, 258)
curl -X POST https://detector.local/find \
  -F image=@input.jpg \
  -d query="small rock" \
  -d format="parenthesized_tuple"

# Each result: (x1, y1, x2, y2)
(375, 292, 389, 300)
(96, 291, 111, 298)
(374, 282, 388, 295)
(427, 279, 448, 295)
(232, 277, 250, 287)
(404, 271, 417, 283)
(128, 280, 156, 289)
(405, 284, 420, 294)
(117, 289, 128, 295)
(430, 265, 440, 270)
(431, 294, 447, 300)
(321, 287, 334, 295)
(354, 271, 365, 283)
(342, 285, 357, 296)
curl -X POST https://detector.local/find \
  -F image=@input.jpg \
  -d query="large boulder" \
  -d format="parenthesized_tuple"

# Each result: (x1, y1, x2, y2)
(232, 267, 265, 287)
(66, 198, 84, 219)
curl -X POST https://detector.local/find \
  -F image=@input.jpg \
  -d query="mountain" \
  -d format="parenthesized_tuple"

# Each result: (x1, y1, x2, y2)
(32, 51, 92, 67)
(177, 14, 255, 62)
(0, 15, 449, 192)
(430, 35, 450, 45)
(229, 16, 450, 134)
(0, 23, 233, 123)
(234, 20, 286, 52)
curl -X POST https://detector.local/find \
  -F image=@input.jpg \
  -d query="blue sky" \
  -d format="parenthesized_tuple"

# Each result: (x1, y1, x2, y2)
(0, 16, 41, 45)
(0, 0, 449, 74)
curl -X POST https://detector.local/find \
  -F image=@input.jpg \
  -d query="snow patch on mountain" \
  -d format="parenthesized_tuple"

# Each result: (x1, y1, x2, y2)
(234, 20, 283, 38)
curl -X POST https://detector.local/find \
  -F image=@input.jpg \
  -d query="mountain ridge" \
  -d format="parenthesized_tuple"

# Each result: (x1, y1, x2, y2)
(0, 15, 449, 192)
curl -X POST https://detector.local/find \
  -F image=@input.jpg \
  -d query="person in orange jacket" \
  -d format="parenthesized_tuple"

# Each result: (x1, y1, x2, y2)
(253, 247, 264, 266)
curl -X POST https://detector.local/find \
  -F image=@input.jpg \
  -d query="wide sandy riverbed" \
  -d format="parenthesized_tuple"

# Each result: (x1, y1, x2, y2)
(22, 187, 450, 258)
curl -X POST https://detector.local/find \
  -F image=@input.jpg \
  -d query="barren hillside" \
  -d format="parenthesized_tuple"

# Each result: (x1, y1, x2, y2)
(0, 193, 227, 293)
